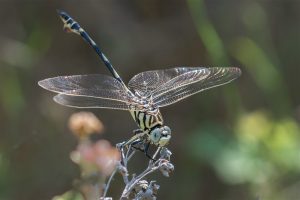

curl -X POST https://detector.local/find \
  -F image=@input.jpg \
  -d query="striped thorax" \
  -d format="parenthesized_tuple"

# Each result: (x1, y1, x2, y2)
(130, 109, 162, 131)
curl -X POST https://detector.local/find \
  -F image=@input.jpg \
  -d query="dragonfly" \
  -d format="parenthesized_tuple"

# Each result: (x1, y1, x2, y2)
(39, 10, 241, 153)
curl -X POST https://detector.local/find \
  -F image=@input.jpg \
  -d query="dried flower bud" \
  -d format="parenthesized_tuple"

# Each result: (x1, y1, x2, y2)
(160, 147, 172, 160)
(134, 180, 149, 193)
(68, 112, 104, 138)
(135, 181, 158, 200)
(149, 181, 160, 196)
(136, 189, 156, 200)
(159, 161, 174, 177)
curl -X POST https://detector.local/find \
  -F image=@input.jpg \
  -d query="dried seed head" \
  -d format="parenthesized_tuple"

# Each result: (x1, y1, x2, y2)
(135, 181, 158, 200)
(68, 112, 104, 138)
(160, 147, 172, 160)
(159, 161, 174, 177)
(149, 181, 160, 196)
(134, 180, 149, 193)
(136, 189, 156, 200)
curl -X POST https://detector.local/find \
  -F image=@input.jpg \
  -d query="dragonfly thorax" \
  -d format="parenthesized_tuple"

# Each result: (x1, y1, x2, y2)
(129, 94, 156, 112)
(130, 108, 163, 131)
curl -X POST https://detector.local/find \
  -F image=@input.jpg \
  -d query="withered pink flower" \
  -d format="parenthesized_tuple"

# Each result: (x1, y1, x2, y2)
(72, 140, 120, 176)
(68, 112, 104, 138)
(94, 140, 120, 176)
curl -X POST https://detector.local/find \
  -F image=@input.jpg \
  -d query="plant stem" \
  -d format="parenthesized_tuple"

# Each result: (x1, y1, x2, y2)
(102, 169, 117, 198)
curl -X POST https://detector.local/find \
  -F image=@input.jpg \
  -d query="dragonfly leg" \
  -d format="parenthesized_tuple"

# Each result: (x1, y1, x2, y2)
(131, 139, 145, 152)
(133, 129, 143, 135)
(144, 142, 157, 161)
(131, 141, 156, 161)
(123, 132, 147, 147)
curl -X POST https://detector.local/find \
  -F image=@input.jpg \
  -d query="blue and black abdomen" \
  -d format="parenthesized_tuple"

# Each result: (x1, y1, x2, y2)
(57, 10, 127, 89)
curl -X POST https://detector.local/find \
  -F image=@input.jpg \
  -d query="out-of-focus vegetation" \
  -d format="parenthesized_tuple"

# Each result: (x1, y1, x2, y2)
(0, 1, 299, 200)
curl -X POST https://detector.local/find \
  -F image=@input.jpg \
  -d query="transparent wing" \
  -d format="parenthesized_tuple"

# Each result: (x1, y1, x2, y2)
(38, 74, 126, 93)
(128, 67, 209, 97)
(53, 94, 131, 110)
(153, 67, 241, 107)
(38, 74, 134, 110)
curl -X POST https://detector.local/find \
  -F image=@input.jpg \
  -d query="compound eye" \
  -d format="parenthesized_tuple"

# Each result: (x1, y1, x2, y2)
(150, 129, 161, 143)
(154, 130, 160, 139)
(162, 126, 171, 135)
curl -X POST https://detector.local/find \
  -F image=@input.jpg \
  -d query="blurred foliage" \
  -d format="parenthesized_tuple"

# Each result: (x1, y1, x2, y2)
(0, 0, 299, 200)
(187, 111, 300, 199)
(0, 154, 10, 199)
(53, 190, 83, 200)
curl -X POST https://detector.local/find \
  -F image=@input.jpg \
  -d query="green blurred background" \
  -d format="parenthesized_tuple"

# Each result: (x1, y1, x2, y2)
(0, 0, 300, 199)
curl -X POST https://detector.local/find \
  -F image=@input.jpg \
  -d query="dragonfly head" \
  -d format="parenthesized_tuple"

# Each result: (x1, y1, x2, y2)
(149, 126, 171, 147)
